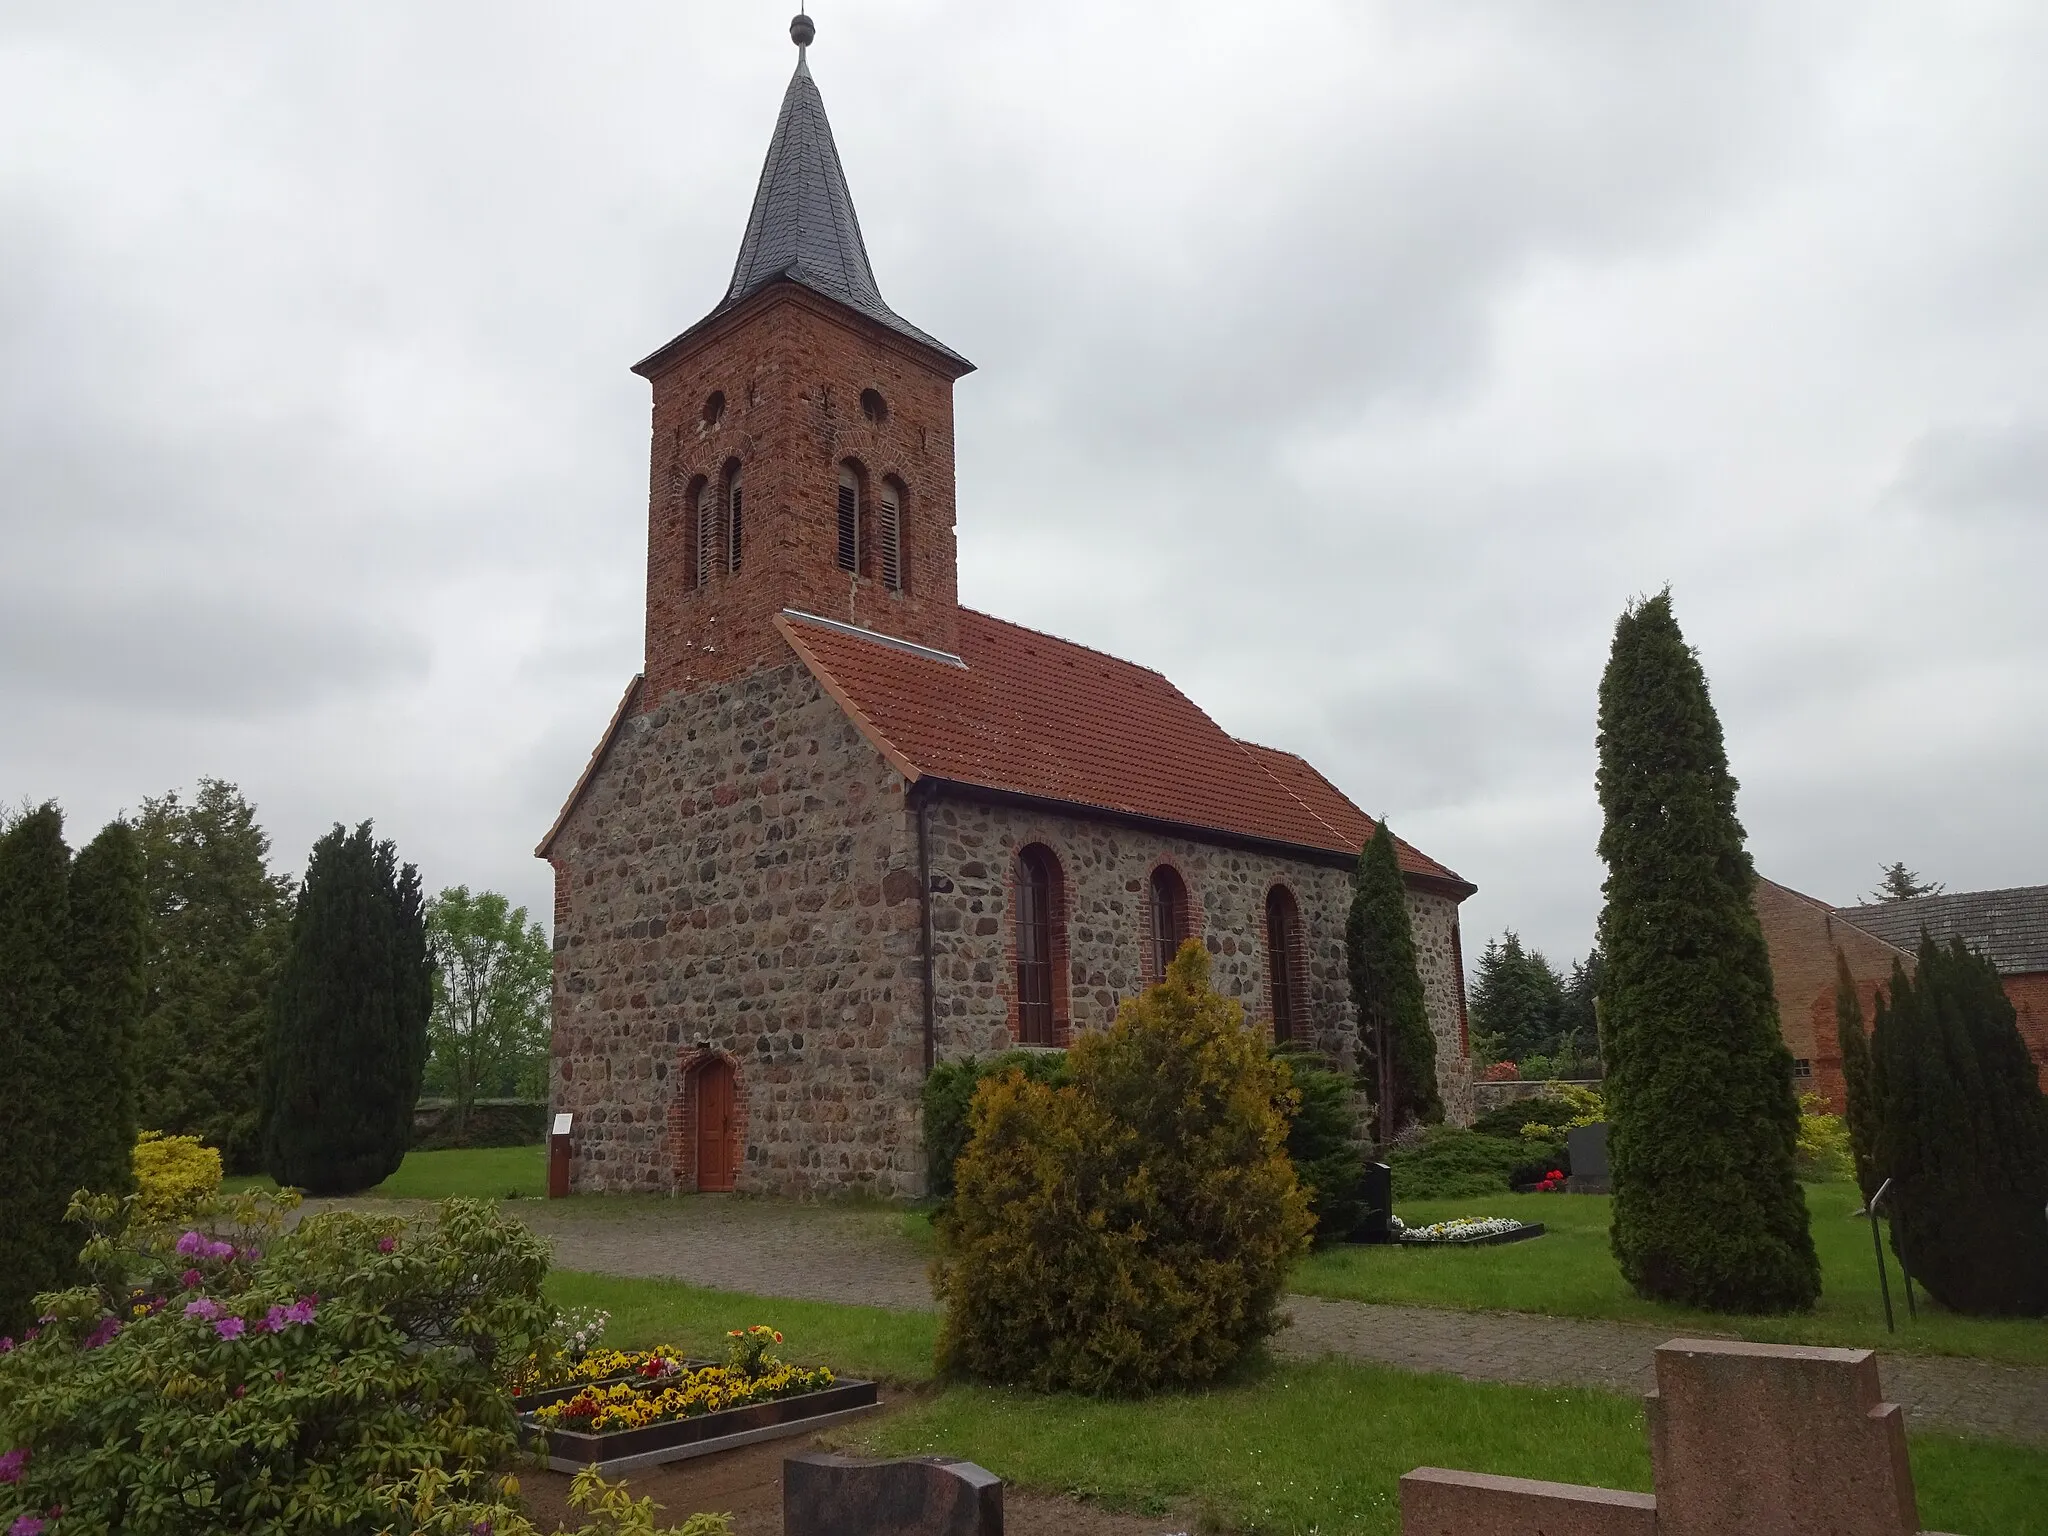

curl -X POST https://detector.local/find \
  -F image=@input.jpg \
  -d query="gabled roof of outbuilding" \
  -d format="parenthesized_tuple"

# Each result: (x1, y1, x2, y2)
(775, 607, 1474, 895)
(634, 55, 970, 378)
(1835, 886, 2048, 975)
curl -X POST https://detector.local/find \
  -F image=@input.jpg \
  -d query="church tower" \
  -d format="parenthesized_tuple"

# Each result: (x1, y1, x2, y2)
(633, 13, 974, 706)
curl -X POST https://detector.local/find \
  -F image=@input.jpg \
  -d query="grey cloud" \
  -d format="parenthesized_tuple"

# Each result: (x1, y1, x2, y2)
(3, 0, 2046, 969)
(0, 588, 426, 715)
(1890, 421, 2048, 528)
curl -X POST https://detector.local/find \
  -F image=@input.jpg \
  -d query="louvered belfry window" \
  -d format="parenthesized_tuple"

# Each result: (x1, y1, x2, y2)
(878, 480, 903, 591)
(694, 481, 718, 588)
(1148, 866, 1186, 982)
(1016, 848, 1055, 1045)
(1266, 887, 1300, 1044)
(727, 470, 744, 572)
(836, 467, 859, 572)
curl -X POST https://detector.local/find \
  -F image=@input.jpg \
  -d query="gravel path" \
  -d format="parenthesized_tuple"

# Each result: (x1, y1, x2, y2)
(322, 1195, 2048, 1446)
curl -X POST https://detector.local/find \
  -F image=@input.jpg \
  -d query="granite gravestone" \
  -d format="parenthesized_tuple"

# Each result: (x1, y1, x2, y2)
(1567, 1121, 1609, 1195)
(1354, 1160, 1394, 1243)
(783, 1451, 1002, 1536)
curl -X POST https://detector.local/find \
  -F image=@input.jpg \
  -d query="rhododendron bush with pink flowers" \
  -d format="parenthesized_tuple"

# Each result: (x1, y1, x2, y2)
(0, 1188, 565, 1535)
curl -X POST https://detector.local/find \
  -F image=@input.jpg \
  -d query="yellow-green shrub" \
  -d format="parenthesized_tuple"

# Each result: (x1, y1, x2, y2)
(1795, 1093, 1856, 1184)
(1518, 1080, 1606, 1142)
(933, 941, 1312, 1395)
(131, 1130, 222, 1225)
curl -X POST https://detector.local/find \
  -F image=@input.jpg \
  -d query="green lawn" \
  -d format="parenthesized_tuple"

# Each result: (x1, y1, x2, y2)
(544, 1270, 938, 1384)
(545, 1271, 2048, 1534)
(223, 1144, 548, 1200)
(855, 1363, 2048, 1535)
(1293, 1183, 2048, 1366)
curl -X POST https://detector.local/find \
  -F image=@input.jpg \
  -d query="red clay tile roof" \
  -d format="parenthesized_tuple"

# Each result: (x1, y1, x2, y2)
(776, 607, 1473, 895)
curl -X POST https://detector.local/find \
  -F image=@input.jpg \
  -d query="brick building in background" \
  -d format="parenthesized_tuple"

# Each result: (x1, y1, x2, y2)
(1753, 876, 2048, 1109)
(536, 20, 1475, 1198)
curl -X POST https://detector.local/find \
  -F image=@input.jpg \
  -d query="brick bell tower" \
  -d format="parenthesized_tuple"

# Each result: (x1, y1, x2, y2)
(632, 13, 975, 707)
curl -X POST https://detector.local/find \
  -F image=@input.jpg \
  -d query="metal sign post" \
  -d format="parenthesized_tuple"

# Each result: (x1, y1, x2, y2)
(1867, 1177, 1896, 1334)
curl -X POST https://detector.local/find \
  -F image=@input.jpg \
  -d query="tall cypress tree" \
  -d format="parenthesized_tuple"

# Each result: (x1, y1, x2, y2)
(60, 821, 148, 1205)
(1832, 952, 1881, 1203)
(1595, 590, 1818, 1313)
(262, 822, 433, 1196)
(0, 806, 75, 1333)
(1348, 818, 1441, 1143)
(1869, 937, 2048, 1316)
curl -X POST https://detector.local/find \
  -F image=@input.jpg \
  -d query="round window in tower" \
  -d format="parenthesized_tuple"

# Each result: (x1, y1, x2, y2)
(703, 390, 726, 426)
(860, 388, 888, 424)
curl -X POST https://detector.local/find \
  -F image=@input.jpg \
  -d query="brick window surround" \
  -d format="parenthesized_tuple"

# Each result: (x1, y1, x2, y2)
(1003, 843, 1071, 1046)
(668, 1047, 750, 1193)
(1140, 861, 1201, 986)
(1263, 883, 1306, 1045)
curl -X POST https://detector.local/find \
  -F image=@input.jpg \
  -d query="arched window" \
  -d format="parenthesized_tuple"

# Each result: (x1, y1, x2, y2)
(1266, 886, 1302, 1044)
(836, 464, 860, 572)
(693, 477, 718, 589)
(878, 477, 904, 592)
(1016, 846, 1057, 1045)
(726, 465, 744, 572)
(1148, 865, 1188, 982)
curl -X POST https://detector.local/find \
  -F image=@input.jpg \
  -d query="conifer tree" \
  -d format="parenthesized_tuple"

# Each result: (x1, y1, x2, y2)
(1595, 590, 1818, 1312)
(1348, 818, 1441, 1142)
(1869, 937, 2048, 1315)
(58, 820, 148, 1205)
(1833, 952, 1881, 1203)
(262, 822, 432, 1196)
(0, 805, 75, 1333)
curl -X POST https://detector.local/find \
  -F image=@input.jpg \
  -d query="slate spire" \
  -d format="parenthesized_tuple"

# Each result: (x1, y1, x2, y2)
(712, 14, 968, 368)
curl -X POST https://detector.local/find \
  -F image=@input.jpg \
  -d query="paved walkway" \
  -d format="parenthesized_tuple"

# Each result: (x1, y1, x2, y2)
(323, 1196, 2048, 1446)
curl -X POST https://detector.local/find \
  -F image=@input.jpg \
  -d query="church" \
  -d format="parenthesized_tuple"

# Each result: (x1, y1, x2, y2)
(538, 16, 1477, 1197)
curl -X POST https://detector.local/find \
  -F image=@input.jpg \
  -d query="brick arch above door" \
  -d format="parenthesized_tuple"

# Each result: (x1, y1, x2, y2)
(669, 1048, 749, 1193)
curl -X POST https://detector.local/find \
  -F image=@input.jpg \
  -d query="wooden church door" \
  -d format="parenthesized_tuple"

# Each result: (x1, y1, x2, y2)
(695, 1058, 736, 1193)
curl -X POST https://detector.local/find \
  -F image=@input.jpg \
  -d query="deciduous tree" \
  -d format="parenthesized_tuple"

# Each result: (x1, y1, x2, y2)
(424, 886, 552, 1138)
(1595, 589, 1818, 1313)
(134, 780, 293, 1171)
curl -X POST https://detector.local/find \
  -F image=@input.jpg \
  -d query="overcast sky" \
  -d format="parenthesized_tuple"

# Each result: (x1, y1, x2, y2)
(4, 1, 2044, 970)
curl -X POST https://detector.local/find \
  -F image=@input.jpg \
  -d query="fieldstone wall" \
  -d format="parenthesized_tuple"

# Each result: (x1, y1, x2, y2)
(1409, 890, 1475, 1125)
(546, 662, 1476, 1201)
(547, 662, 927, 1198)
(924, 797, 1473, 1122)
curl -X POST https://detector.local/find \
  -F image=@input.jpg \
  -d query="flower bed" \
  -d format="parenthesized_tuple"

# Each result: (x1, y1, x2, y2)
(517, 1326, 877, 1475)
(1393, 1215, 1546, 1247)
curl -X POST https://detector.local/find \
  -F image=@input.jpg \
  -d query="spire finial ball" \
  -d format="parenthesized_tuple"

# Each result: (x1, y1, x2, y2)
(790, 14, 815, 49)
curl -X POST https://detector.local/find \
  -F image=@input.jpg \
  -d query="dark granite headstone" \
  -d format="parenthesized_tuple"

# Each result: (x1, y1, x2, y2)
(1567, 1122, 1610, 1195)
(783, 1451, 1002, 1536)
(1354, 1160, 1394, 1243)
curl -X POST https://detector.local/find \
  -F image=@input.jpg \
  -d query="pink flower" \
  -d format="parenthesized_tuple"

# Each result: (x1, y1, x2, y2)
(205, 1240, 235, 1262)
(0, 1448, 27, 1483)
(233, 1383, 246, 1397)
(183, 1299, 221, 1322)
(0, 1338, 12, 1354)
(214, 1317, 246, 1341)
(10, 1515, 45, 1536)
(284, 1296, 318, 1326)
(175, 1231, 209, 1257)
(180, 1270, 203, 1289)
(82, 1317, 121, 1351)
(377, 1237, 397, 1253)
